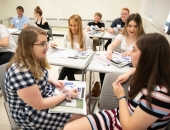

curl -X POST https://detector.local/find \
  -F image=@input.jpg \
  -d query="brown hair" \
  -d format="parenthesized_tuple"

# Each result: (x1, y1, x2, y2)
(16, 6, 24, 12)
(129, 33, 170, 107)
(121, 7, 130, 14)
(94, 12, 102, 19)
(34, 6, 42, 16)
(122, 13, 145, 37)
(7, 26, 50, 79)
(68, 14, 84, 49)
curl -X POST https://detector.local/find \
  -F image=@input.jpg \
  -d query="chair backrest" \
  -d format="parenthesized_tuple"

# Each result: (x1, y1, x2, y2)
(0, 63, 21, 130)
(47, 25, 53, 40)
(0, 63, 8, 102)
(99, 72, 130, 110)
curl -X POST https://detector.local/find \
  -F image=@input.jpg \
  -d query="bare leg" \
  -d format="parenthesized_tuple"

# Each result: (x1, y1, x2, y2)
(64, 116, 92, 130)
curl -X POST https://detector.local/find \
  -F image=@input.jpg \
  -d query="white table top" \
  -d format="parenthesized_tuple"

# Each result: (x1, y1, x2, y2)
(87, 31, 104, 38)
(47, 48, 94, 70)
(7, 28, 20, 34)
(102, 32, 117, 39)
(52, 30, 66, 36)
(86, 52, 131, 73)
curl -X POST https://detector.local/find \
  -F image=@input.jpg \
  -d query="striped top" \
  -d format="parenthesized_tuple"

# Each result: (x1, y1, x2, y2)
(87, 85, 170, 130)
(127, 85, 170, 129)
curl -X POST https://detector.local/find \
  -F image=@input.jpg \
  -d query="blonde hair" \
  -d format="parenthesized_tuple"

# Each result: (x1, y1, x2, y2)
(68, 14, 84, 49)
(7, 26, 50, 79)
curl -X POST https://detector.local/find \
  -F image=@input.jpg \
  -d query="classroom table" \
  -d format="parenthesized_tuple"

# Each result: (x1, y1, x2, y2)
(47, 48, 94, 81)
(87, 31, 104, 51)
(86, 51, 132, 113)
(52, 30, 65, 37)
(101, 32, 117, 50)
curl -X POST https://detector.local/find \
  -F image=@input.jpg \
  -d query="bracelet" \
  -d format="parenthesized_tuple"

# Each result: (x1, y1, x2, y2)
(62, 88, 71, 101)
(118, 96, 126, 101)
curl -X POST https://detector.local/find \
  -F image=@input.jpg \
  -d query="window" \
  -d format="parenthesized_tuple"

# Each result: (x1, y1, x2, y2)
(142, 0, 170, 33)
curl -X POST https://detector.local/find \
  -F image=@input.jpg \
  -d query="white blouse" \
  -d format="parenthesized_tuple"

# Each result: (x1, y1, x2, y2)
(115, 34, 134, 53)
(63, 32, 93, 51)
(0, 24, 16, 52)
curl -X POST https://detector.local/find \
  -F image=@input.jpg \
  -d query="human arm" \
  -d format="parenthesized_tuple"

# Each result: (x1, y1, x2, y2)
(122, 50, 131, 56)
(84, 33, 93, 51)
(0, 37, 9, 47)
(48, 78, 64, 90)
(113, 82, 159, 130)
(22, 16, 30, 29)
(115, 68, 136, 83)
(98, 23, 105, 32)
(85, 25, 90, 32)
(106, 38, 121, 60)
(0, 26, 9, 47)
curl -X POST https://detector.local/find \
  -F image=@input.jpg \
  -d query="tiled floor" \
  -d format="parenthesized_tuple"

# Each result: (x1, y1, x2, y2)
(0, 29, 100, 129)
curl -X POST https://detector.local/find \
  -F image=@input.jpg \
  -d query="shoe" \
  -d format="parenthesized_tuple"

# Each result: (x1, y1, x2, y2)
(91, 81, 101, 97)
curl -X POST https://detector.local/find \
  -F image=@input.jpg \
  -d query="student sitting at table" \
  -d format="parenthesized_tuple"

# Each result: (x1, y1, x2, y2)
(105, 7, 130, 50)
(99, 13, 145, 88)
(5, 26, 84, 129)
(85, 12, 105, 51)
(34, 6, 50, 40)
(10, 6, 30, 30)
(64, 33, 170, 130)
(0, 24, 16, 65)
(57, 14, 92, 80)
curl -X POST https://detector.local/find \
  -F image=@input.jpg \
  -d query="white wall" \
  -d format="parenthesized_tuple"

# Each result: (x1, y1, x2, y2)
(0, 0, 140, 20)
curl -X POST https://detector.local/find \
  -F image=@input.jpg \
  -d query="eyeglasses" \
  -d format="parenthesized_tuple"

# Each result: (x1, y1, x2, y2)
(33, 42, 49, 49)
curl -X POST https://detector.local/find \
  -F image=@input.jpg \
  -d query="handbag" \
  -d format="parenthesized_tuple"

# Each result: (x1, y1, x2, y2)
(91, 81, 101, 97)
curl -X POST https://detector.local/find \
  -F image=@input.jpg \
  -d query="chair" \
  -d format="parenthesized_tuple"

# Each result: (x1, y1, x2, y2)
(99, 72, 130, 110)
(47, 25, 54, 40)
(99, 72, 170, 130)
(0, 63, 21, 130)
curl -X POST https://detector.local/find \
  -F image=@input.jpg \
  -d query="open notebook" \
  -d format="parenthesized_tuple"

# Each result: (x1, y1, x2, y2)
(94, 51, 131, 67)
(49, 81, 87, 115)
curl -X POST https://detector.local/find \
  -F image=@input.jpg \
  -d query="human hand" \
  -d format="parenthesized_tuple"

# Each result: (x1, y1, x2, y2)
(115, 73, 130, 84)
(53, 80, 64, 90)
(50, 42, 58, 48)
(108, 28, 114, 34)
(112, 82, 125, 99)
(77, 48, 84, 52)
(69, 88, 79, 98)
(122, 51, 131, 57)
(106, 50, 112, 60)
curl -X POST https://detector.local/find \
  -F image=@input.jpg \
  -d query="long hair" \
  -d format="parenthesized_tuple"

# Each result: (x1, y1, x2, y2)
(7, 26, 50, 79)
(129, 33, 170, 107)
(68, 14, 84, 49)
(122, 13, 145, 37)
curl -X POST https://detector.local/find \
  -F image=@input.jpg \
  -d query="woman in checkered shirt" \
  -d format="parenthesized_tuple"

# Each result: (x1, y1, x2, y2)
(5, 26, 84, 129)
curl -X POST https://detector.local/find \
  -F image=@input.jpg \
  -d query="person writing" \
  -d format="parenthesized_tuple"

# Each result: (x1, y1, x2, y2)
(5, 26, 84, 129)
(63, 33, 170, 130)
(10, 6, 29, 30)
(0, 24, 16, 65)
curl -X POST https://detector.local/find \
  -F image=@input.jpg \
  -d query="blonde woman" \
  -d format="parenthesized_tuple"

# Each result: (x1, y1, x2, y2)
(5, 26, 84, 129)
(58, 14, 92, 80)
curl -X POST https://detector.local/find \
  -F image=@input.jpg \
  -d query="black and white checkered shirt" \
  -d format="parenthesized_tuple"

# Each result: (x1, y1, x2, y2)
(5, 63, 72, 129)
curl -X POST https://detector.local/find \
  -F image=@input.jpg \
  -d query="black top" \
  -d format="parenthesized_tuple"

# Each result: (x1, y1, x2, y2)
(35, 18, 50, 30)
(110, 18, 125, 28)
(87, 22, 105, 28)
